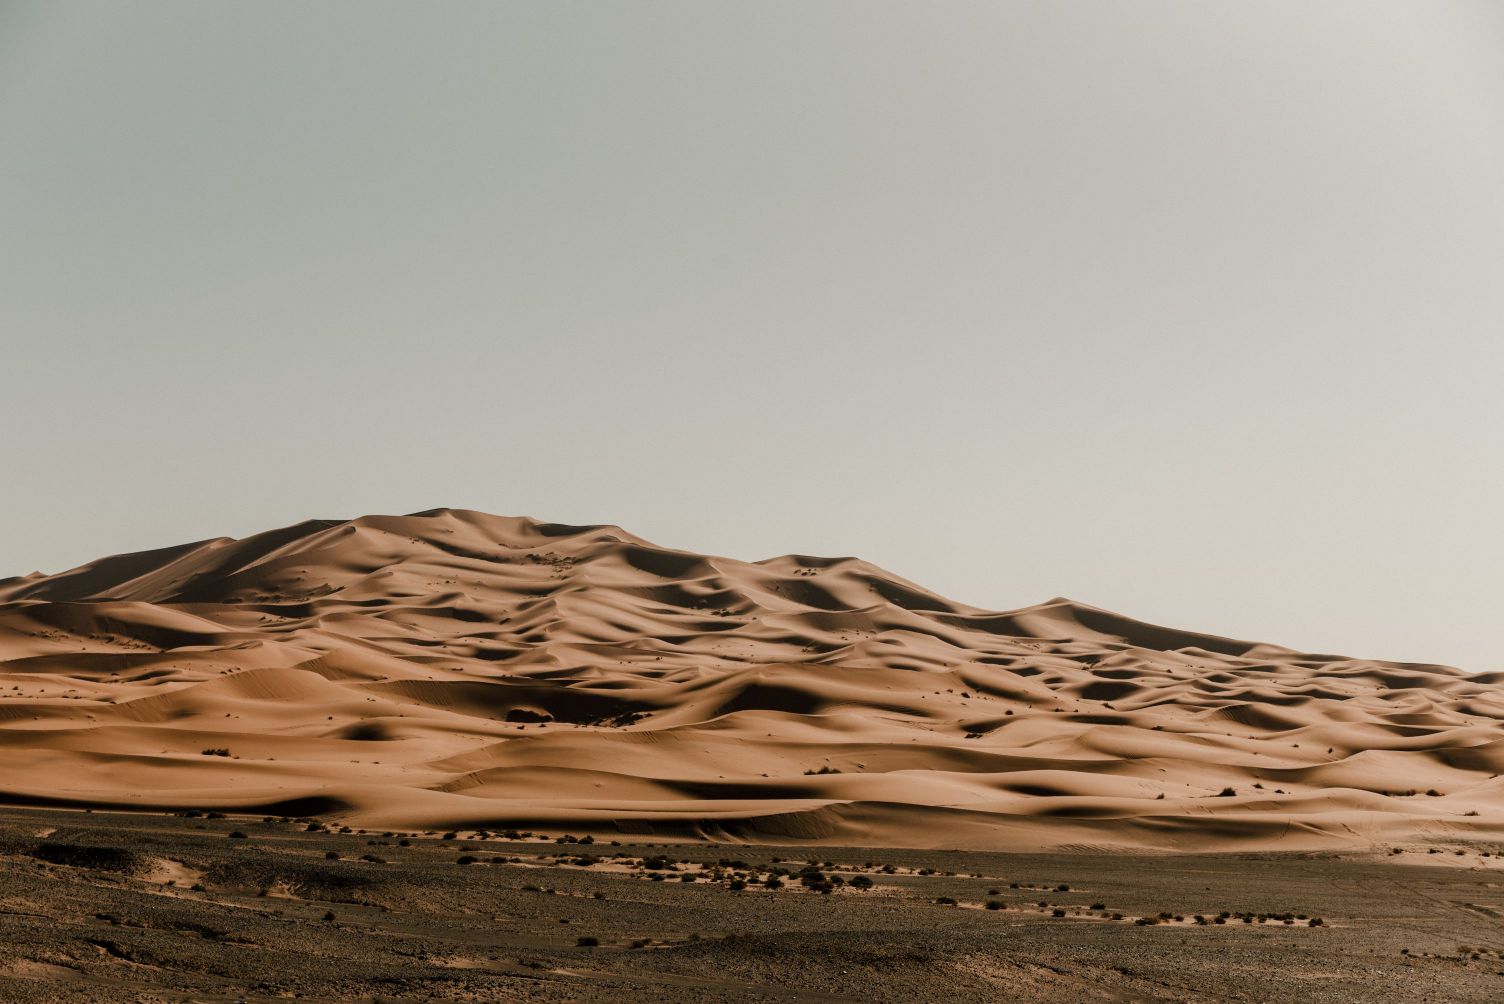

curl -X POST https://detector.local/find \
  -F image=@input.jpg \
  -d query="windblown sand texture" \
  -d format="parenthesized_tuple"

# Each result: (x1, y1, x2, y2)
(1, 510, 1499, 849)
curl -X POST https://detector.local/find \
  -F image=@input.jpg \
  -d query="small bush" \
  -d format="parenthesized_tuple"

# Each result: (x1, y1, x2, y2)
(228, 831, 247, 839)
(936, 896, 957, 905)
(201, 748, 231, 757)
(985, 900, 1004, 911)
(576, 936, 599, 947)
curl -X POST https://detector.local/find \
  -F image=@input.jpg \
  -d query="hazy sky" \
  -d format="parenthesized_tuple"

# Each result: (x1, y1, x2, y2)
(2, 2, 1501, 670)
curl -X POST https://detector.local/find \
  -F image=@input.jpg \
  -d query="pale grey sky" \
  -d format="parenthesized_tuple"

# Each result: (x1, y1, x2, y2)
(2, 1, 1501, 670)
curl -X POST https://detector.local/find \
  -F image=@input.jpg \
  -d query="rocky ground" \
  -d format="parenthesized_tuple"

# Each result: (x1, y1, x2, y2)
(1, 806, 1502, 1002)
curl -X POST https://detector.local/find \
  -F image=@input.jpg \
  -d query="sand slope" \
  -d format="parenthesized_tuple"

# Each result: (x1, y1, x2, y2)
(1, 509, 1499, 850)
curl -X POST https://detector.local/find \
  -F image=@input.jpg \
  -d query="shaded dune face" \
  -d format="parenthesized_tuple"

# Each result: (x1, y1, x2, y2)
(1, 508, 1500, 850)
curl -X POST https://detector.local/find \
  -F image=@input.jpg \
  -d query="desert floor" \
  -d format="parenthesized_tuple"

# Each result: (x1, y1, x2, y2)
(1, 806, 1501, 1002)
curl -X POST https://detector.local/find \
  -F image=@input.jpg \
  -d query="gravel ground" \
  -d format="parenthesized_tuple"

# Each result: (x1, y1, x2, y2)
(1, 807, 1501, 1002)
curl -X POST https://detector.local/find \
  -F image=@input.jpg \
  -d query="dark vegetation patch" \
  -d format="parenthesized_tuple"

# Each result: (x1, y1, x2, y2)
(29, 841, 141, 873)
(203, 860, 381, 904)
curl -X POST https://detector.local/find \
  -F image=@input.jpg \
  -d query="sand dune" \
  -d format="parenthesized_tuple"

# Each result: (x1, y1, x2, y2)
(0, 508, 1499, 850)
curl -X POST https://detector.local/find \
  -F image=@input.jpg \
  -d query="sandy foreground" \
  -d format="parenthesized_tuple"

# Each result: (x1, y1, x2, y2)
(0, 508, 1500, 849)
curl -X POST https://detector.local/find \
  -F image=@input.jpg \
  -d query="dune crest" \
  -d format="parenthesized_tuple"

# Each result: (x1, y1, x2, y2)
(1, 509, 1498, 850)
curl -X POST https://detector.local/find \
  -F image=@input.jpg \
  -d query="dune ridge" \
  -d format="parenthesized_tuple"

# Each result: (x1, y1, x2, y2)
(1, 508, 1499, 850)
